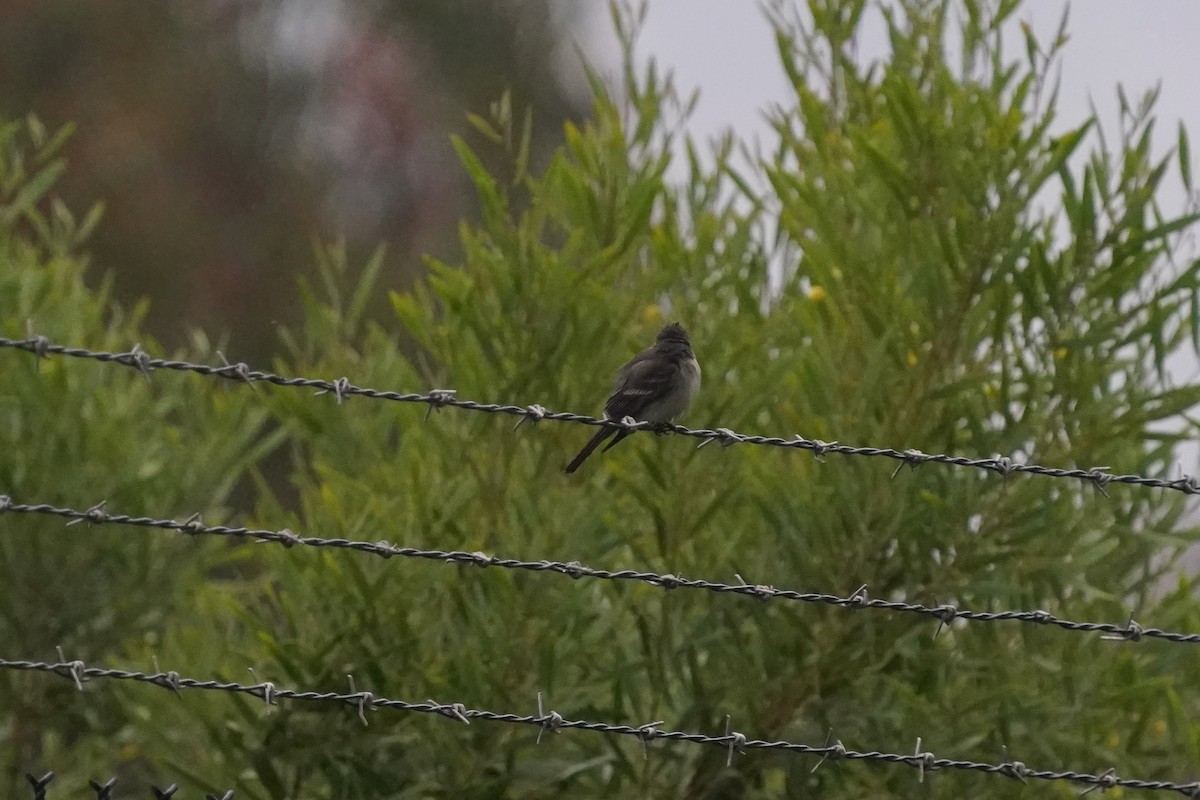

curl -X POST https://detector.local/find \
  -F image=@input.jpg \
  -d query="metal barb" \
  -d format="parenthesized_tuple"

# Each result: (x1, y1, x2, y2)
(892, 448, 931, 479)
(65, 500, 107, 527)
(513, 404, 547, 431)
(734, 572, 776, 600)
(217, 351, 257, 390)
(913, 737, 936, 783)
(315, 376, 352, 405)
(1086, 466, 1114, 498)
(1000, 760, 1028, 783)
(656, 573, 682, 589)
(811, 734, 847, 773)
(1173, 472, 1200, 494)
(435, 701, 471, 726)
(699, 427, 740, 449)
(808, 438, 838, 461)
(1079, 767, 1118, 796)
(1101, 615, 1144, 642)
(724, 719, 744, 767)
(424, 389, 457, 420)
(637, 720, 664, 760)
(535, 692, 562, 744)
(24, 321, 50, 364)
(932, 604, 958, 640)
(274, 528, 300, 548)
(991, 455, 1016, 478)
(356, 692, 375, 726)
(89, 778, 117, 799)
(67, 660, 85, 690)
(151, 785, 179, 799)
(157, 670, 183, 697)
(725, 732, 746, 767)
(752, 584, 777, 599)
(55, 647, 85, 690)
(246, 668, 275, 712)
(26, 772, 54, 800)
(348, 674, 374, 726)
(123, 343, 154, 381)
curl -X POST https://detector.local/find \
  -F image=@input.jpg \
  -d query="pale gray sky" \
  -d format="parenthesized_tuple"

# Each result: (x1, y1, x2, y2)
(577, 1, 1200, 206)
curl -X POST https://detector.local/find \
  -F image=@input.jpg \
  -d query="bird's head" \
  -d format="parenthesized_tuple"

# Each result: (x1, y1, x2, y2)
(657, 322, 690, 344)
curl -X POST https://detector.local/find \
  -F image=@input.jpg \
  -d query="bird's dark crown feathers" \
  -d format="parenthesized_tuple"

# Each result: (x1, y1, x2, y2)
(657, 322, 690, 343)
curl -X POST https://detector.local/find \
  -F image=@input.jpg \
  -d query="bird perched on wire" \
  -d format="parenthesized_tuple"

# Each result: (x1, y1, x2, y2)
(564, 322, 701, 474)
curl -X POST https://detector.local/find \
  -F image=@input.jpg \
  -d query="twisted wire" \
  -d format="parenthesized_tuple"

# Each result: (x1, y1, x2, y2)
(0, 495, 1185, 646)
(2, 335, 1198, 497)
(2, 657, 1195, 796)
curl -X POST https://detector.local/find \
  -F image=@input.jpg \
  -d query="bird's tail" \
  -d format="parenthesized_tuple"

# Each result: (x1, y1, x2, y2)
(600, 429, 632, 453)
(564, 428, 615, 474)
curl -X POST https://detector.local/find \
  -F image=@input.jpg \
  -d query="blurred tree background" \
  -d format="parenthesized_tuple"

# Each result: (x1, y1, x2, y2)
(0, 0, 590, 362)
(4, 1, 1200, 799)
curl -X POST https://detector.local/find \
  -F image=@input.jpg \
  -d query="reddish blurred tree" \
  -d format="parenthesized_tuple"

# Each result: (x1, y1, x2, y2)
(0, 0, 588, 359)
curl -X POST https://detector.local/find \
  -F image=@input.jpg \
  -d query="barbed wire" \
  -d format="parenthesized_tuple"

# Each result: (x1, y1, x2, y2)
(0, 494, 1189, 646)
(3, 335, 1199, 497)
(22, 771, 219, 800)
(3, 656, 1196, 797)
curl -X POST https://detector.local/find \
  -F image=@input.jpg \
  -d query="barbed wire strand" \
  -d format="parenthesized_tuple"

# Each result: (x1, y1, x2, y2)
(2, 657, 1195, 797)
(0, 495, 1186, 646)
(24, 773, 198, 800)
(3, 335, 1199, 498)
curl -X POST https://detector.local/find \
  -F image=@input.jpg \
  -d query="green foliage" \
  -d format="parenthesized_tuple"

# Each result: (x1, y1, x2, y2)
(0, 117, 278, 796)
(5, 1, 1200, 799)
(124, 2, 1200, 798)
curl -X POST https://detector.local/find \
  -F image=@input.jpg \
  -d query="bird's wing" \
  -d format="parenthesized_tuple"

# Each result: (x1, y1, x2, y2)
(604, 351, 680, 420)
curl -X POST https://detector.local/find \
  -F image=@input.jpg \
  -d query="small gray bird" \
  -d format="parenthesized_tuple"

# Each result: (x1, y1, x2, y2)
(564, 322, 701, 474)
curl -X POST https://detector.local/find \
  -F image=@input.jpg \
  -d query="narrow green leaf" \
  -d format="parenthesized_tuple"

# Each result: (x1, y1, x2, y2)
(465, 112, 502, 144)
(1179, 121, 1193, 193)
(0, 159, 65, 225)
(1123, 212, 1200, 253)
(75, 202, 105, 244)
